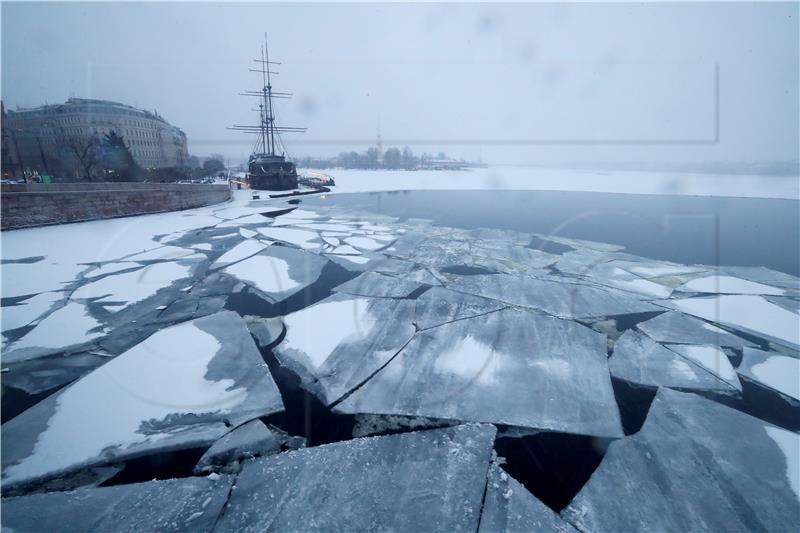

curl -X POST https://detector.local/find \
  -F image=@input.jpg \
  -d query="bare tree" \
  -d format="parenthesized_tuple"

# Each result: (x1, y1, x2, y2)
(56, 128, 100, 181)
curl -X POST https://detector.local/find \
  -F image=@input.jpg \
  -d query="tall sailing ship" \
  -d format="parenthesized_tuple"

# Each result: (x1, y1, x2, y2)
(230, 35, 305, 190)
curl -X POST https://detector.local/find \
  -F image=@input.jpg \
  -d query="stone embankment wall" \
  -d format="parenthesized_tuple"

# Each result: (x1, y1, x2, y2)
(1, 183, 231, 230)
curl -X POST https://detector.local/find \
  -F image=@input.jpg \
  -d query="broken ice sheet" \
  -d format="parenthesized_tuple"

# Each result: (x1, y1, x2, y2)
(446, 273, 658, 319)
(2, 302, 105, 363)
(209, 239, 269, 270)
(345, 235, 393, 251)
(124, 245, 196, 262)
(609, 330, 738, 392)
(333, 271, 423, 298)
(1, 474, 234, 532)
(563, 388, 800, 532)
(637, 310, 756, 348)
(223, 245, 327, 303)
(82, 261, 143, 279)
(194, 419, 282, 473)
(256, 226, 322, 251)
(738, 347, 800, 402)
(337, 308, 624, 438)
(664, 294, 800, 350)
(216, 424, 496, 532)
(664, 344, 741, 391)
(274, 293, 417, 405)
(70, 261, 195, 311)
(413, 286, 506, 330)
(0, 291, 65, 333)
(677, 274, 787, 295)
(1, 352, 109, 395)
(1, 311, 283, 490)
(479, 463, 577, 533)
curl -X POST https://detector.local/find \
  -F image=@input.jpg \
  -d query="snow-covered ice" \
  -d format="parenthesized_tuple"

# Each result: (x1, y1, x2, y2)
(664, 344, 741, 391)
(677, 274, 786, 296)
(636, 310, 756, 348)
(256, 226, 322, 251)
(223, 245, 327, 302)
(209, 239, 268, 269)
(609, 330, 738, 392)
(665, 294, 800, 350)
(3, 302, 104, 363)
(0, 291, 65, 333)
(563, 388, 800, 532)
(1, 311, 283, 490)
(737, 347, 800, 402)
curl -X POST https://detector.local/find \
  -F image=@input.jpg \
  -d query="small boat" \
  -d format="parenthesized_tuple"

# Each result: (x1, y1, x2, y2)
(230, 34, 306, 191)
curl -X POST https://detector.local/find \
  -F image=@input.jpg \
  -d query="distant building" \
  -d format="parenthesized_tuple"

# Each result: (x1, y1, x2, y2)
(2, 98, 188, 178)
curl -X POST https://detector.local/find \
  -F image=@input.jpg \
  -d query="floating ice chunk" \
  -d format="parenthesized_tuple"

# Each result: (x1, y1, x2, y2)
(330, 244, 361, 255)
(217, 214, 270, 227)
(536, 234, 625, 253)
(611, 260, 707, 279)
(637, 310, 756, 348)
(338, 308, 623, 438)
(1, 311, 283, 490)
(574, 264, 673, 298)
(223, 246, 326, 302)
(609, 331, 737, 392)
(400, 268, 444, 287)
(256, 227, 322, 251)
(83, 261, 143, 279)
(678, 275, 786, 296)
(192, 243, 213, 251)
(0, 352, 109, 395)
(295, 222, 360, 232)
(322, 235, 340, 246)
(215, 424, 496, 532)
(275, 294, 416, 405)
(0, 291, 64, 333)
(479, 463, 577, 533)
(563, 388, 800, 532)
(447, 274, 658, 319)
(3, 302, 104, 363)
(71, 261, 193, 310)
(345, 236, 390, 251)
(239, 227, 257, 239)
(333, 271, 422, 298)
(209, 239, 268, 270)
(665, 295, 800, 350)
(194, 420, 281, 473)
(766, 296, 800, 313)
(125, 245, 196, 262)
(665, 344, 740, 390)
(1, 475, 234, 531)
(738, 347, 800, 402)
(413, 286, 506, 330)
(715, 265, 800, 292)
(0, 260, 85, 299)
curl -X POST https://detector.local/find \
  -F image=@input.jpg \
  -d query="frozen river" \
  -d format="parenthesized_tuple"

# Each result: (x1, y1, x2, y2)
(1, 170, 798, 531)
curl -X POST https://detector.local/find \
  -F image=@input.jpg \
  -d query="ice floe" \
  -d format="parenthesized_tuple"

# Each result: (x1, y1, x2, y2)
(71, 261, 194, 310)
(194, 419, 282, 473)
(737, 347, 800, 402)
(665, 294, 800, 349)
(256, 226, 322, 251)
(636, 310, 756, 348)
(337, 308, 624, 438)
(609, 330, 737, 392)
(563, 388, 800, 532)
(664, 344, 741, 391)
(446, 273, 658, 319)
(274, 293, 417, 405)
(215, 424, 496, 532)
(3, 302, 104, 363)
(223, 245, 327, 302)
(333, 271, 423, 298)
(1, 291, 65, 333)
(677, 274, 786, 295)
(1, 311, 283, 490)
(125, 245, 196, 262)
(479, 463, 577, 533)
(1, 475, 234, 532)
(209, 239, 269, 270)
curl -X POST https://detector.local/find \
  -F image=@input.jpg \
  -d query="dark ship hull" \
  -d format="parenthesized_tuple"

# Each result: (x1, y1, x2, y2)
(247, 154, 298, 190)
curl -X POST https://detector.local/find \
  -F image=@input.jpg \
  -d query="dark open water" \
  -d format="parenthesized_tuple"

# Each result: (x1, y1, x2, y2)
(304, 190, 800, 276)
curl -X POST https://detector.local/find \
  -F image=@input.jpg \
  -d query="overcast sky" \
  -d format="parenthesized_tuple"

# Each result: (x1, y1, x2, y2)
(2, 1, 798, 167)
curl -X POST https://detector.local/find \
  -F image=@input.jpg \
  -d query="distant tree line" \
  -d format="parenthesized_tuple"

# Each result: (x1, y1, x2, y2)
(19, 129, 227, 183)
(296, 147, 460, 170)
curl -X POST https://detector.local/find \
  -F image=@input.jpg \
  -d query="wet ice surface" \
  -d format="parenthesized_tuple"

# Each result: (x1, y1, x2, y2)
(1, 189, 799, 530)
(563, 388, 800, 532)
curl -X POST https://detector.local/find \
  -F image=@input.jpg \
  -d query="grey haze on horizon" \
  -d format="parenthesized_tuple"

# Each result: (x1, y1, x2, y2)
(2, 1, 798, 170)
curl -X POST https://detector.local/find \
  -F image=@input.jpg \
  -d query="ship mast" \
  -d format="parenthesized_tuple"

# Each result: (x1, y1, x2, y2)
(229, 33, 306, 156)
